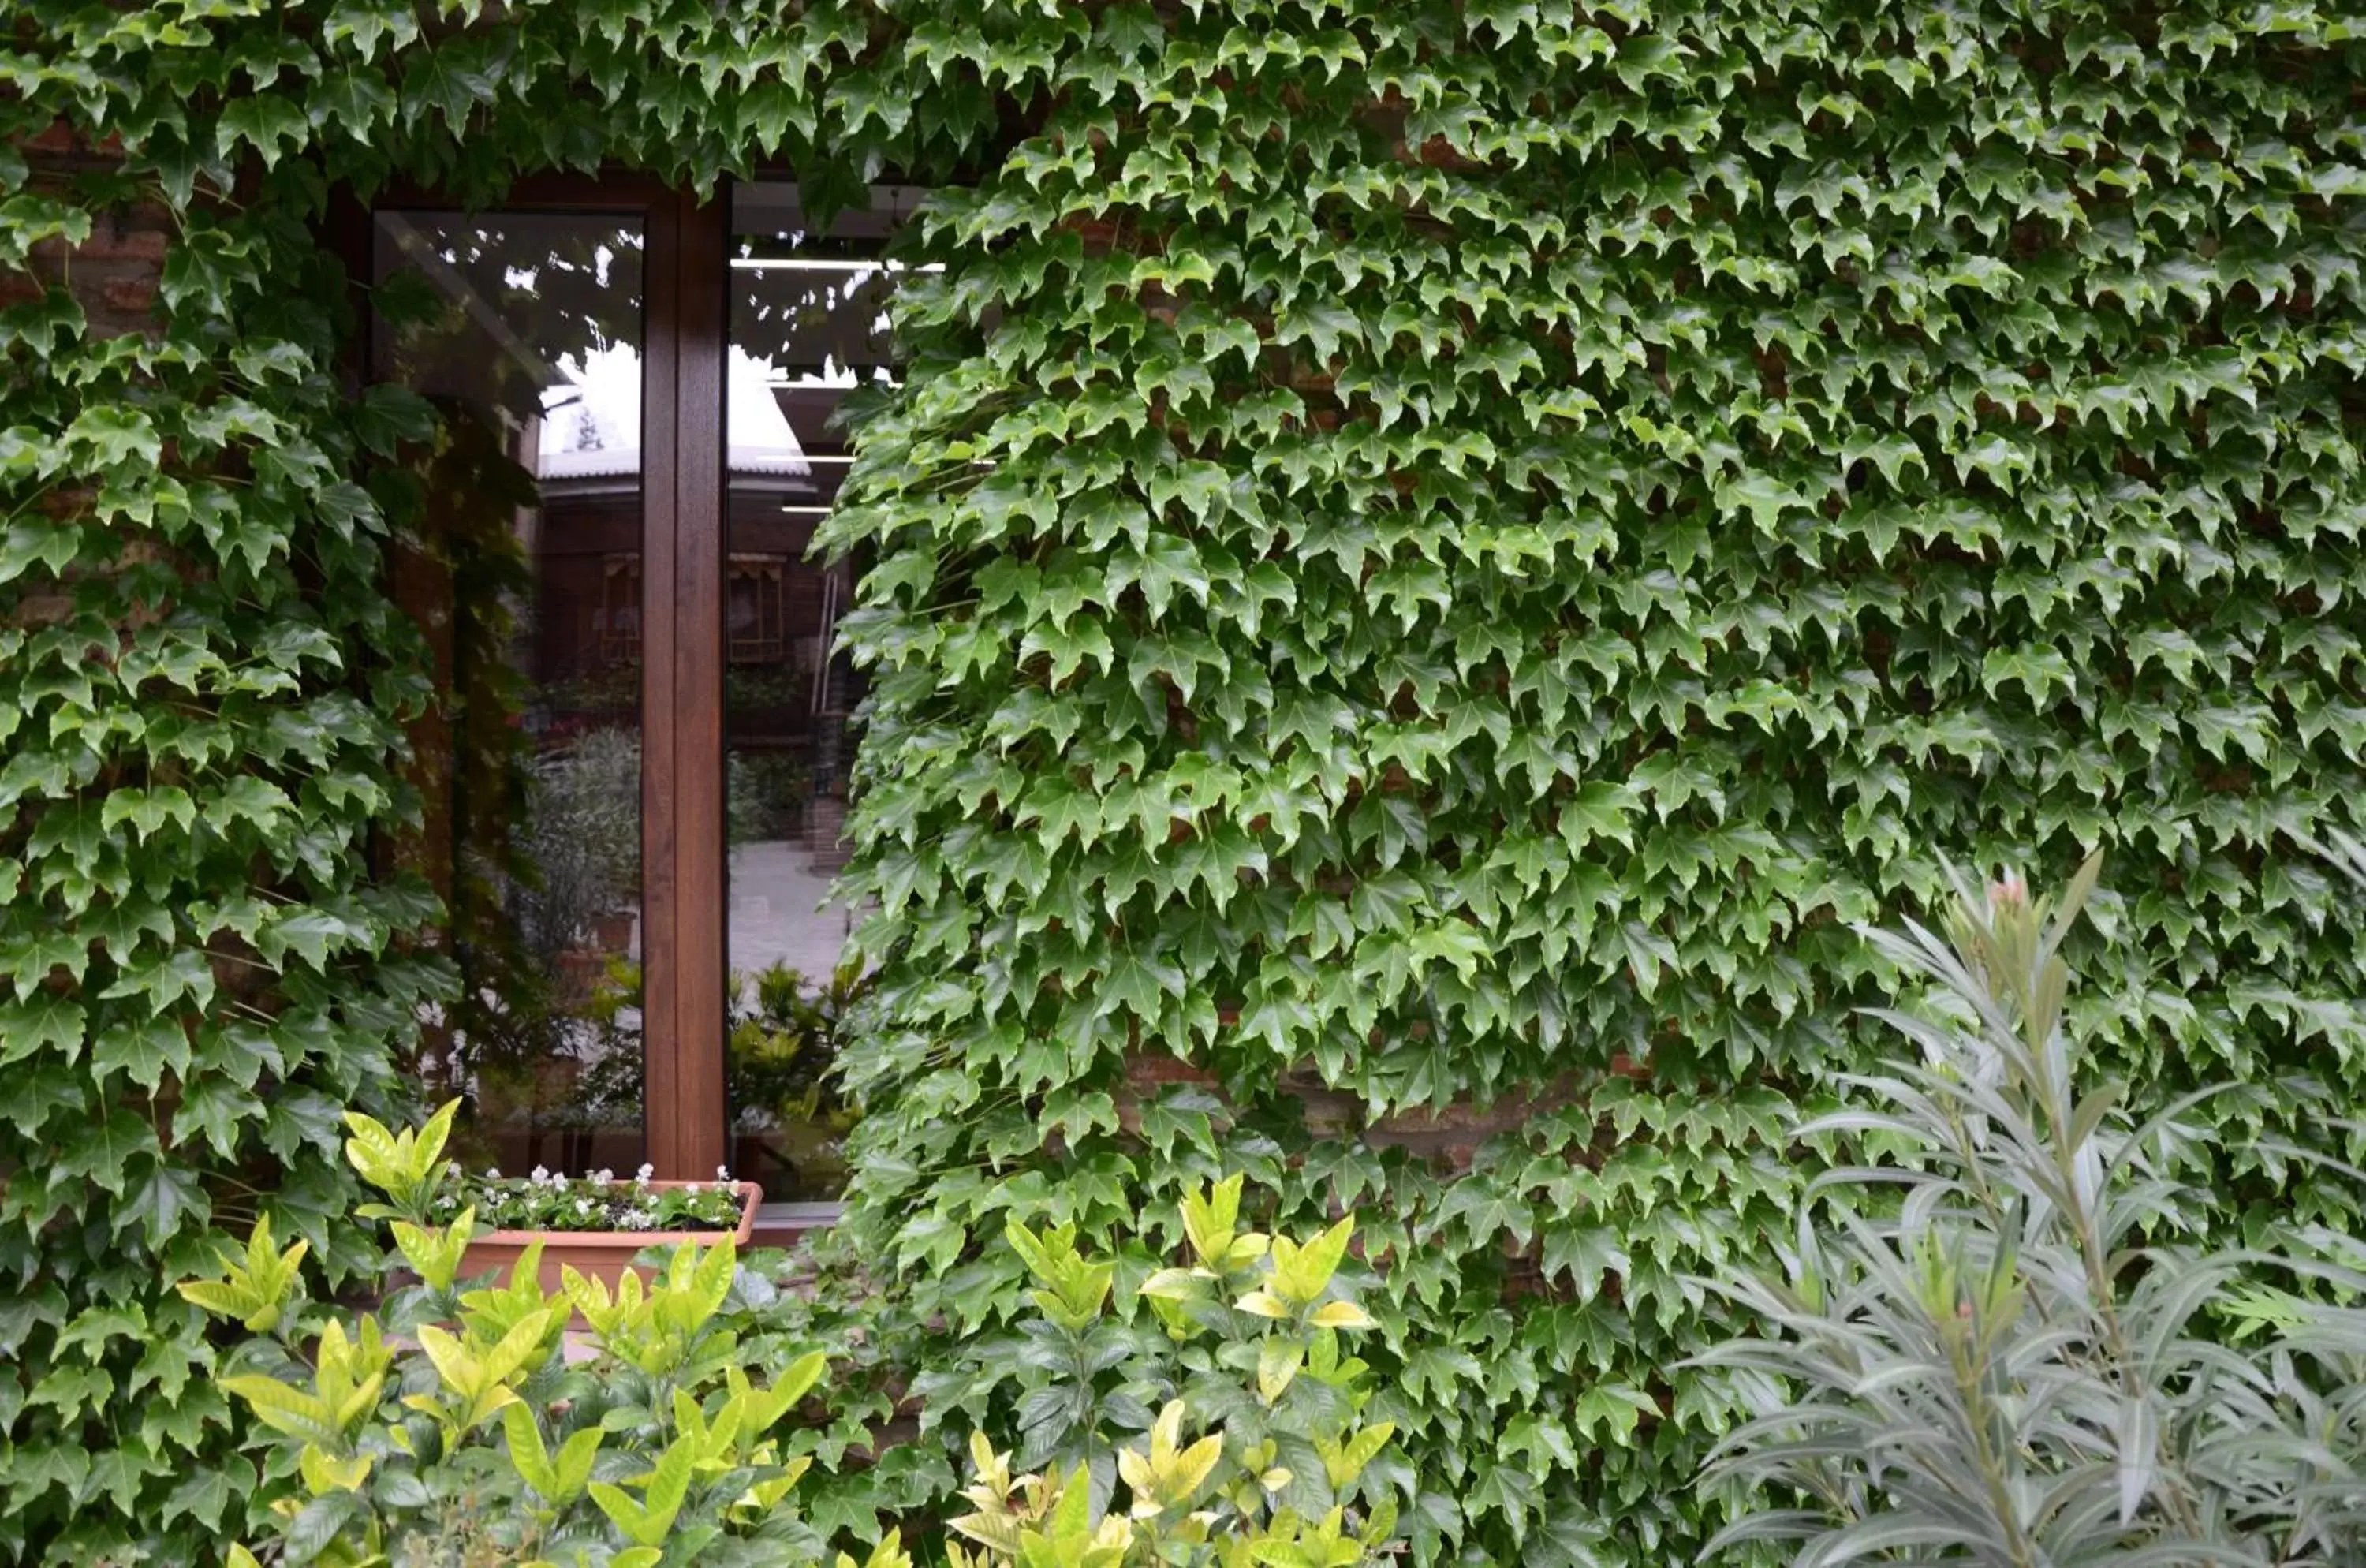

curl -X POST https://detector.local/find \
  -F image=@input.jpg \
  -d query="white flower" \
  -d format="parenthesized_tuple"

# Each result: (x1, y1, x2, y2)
(485, 1167, 502, 1181)
(445, 1161, 461, 1179)
(593, 1168, 614, 1185)
(577, 1197, 596, 1215)
(715, 1166, 731, 1182)
(552, 1172, 569, 1189)
(529, 1165, 550, 1185)
(636, 1163, 655, 1185)
(685, 1182, 700, 1195)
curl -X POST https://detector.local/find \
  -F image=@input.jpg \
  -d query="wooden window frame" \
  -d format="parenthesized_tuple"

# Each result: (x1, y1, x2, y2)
(348, 175, 733, 1179)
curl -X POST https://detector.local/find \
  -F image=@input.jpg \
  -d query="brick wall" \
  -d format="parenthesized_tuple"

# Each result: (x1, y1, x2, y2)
(12, 125, 168, 342)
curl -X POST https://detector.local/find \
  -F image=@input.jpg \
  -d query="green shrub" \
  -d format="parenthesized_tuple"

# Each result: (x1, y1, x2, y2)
(185, 1103, 1405, 1568)
(1695, 858, 2366, 1565)
(933, 1176, 1402, 1568)
(180, 1107, 865, 1567)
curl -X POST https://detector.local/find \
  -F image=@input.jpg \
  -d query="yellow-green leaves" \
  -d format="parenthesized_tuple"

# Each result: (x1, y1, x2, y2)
(589, 1429, 698, 1548)
(561, 1238, 737, 1376)
(205, 1210, 838, 1565)
(1146, 1175, 1274, 1331)
(342, 1099, 460, 1222)
(222, 1316, 391, 1447)
(1182, 1174, 1270, 1273)
(1006, 1218, 1114, 1331)
(409, 1308, 554, 1435)
(838, 1530, 916, 1568)
(502, 1402, 604, 1506)
(1118, 1401, 1223, 1518)
(391, 1204, 478, 1293)
(1317, 1424, 1395, 1491)
(175, 1212, 308, 1334)
(952, 1182, 1398, 1568)
(1237, 1216, 1361, 1325)
(1256, 1335, 1305, 1403)
(298, 1444, 373, 1496)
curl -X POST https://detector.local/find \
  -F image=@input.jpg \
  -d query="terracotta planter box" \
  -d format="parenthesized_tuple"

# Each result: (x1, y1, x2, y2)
(460, 1181, 762, 1303)
(589, 910, 636, 954)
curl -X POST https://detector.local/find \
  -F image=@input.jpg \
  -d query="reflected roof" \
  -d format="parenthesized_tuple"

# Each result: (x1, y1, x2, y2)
(536, 345, 827, 480)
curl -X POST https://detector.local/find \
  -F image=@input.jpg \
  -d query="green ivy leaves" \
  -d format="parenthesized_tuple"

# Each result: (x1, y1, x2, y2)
(10, 0, 2366, 1564)
(820, 1, 2366, 1563)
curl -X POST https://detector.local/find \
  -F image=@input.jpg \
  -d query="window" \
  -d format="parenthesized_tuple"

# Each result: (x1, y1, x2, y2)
(722, 182, 905, 1200)
(368, 181, 920, 1209)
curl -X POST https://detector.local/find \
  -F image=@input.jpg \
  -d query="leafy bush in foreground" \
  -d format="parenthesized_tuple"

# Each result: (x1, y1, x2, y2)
(184, 1101, 1405, 1567)
(181, 1110, 859, 1567)
(1697, 857, 2366, 1566)
(942, 1178, 1402, 1568)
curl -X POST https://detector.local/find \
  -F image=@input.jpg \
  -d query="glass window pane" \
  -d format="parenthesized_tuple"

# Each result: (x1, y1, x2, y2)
(722, 185, 915, 1199)
(374, 211, 647, 1178)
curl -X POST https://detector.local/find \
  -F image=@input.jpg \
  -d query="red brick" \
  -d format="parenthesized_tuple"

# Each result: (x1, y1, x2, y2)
(101, 275, 156, 314)
(75, 222, 169, 263)
(1125, 1051, 1218, 1088)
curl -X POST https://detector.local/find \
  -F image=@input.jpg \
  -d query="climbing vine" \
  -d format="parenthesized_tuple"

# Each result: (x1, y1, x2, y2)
(5, 1, 2366, 1565)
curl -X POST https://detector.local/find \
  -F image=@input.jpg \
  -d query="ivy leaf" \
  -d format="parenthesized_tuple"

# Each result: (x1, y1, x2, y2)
(1095, 946, 1185, 1023)
(65, 406, 162, 471)
(308, 69, 397, 133)
(1569, 1383, 1657, 1447)
(1540, 1224, 1629, 1300)
(323, 0, 421, 58)
(1435, 1181, 1535, 1250)
(91, 1015, 193, 1092)
(1274, 301, 1362, 364)
(0, 994, 84, 1067)
(352, 385, 437, 456)
(400, 42, 498, 129)
(100, 946, 217, 1016)
(215, 98, 308, 167)
(256, 907, 370, 972)
(1558, 781, 1637, 850)
(58, 1107, 160, 1197)
(0, 521, 82, 585)
(1715, 471, 1808, 533)
(121, 1161, 210, 1250)
(1020, 615, 1114, 683)
(1108, 536, 1210, 622)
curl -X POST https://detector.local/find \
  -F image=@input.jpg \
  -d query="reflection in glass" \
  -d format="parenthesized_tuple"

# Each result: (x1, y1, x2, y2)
(374, 212, 647, 1176)
(721, 185, 916, 1198)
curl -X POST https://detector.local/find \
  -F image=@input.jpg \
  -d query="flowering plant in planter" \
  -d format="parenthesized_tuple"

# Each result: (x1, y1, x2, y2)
(345, 1101, 759, 1301)
(437, 1163, 750, 1234)
(185, 1226, 897, 1567)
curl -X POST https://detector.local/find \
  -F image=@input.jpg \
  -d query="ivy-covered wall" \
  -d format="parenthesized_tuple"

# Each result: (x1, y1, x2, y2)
(5, 1, 2366, 1564)
(825, 6, 2366, 1561)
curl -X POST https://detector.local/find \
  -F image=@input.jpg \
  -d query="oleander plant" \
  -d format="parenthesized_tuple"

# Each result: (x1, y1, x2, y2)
(1696, 857, 2366, 1566)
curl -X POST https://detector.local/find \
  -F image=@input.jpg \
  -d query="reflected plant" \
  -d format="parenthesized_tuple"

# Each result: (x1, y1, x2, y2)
(550, 958, 871, 1197)
(729, 961, 869, 1200)
(516, 726, 640, 954)
(729, 749, 816, 843)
